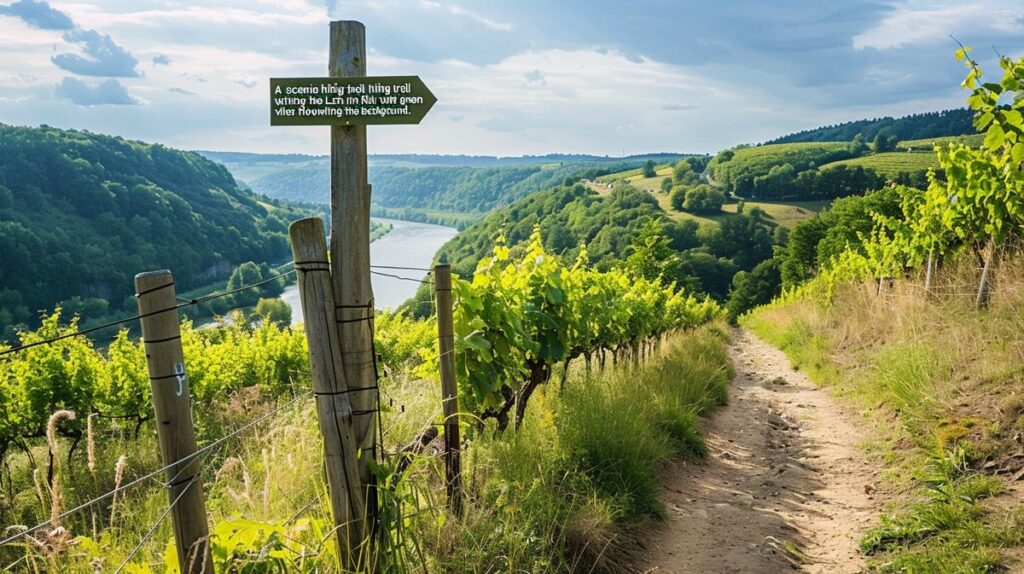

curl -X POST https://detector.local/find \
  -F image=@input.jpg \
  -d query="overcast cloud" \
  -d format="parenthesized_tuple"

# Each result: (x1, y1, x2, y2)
(0, 0, 1021, 155)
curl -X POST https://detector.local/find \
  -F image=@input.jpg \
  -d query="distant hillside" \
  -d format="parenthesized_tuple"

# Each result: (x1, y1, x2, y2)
(0, 124, 312, 336)
(403, 178, 778, 316)
(209, 152, 693, 229)
(708, 142, 856, 195)
(200, 151, 686, 170)
(432, 184, 670, 278)
(766, 108, 973, 144)
(822, 152, 939, 179)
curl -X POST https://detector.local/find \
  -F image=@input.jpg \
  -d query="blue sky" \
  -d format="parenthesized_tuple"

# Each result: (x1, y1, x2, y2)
(0, 0, 1021, 156)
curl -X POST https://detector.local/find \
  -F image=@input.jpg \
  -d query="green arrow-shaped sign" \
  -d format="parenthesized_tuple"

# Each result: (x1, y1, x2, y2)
(270, 76, 436, 126)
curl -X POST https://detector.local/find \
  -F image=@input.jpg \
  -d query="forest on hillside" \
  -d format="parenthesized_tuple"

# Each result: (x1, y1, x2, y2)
(403, 182, 775, 317)
(0, 125, 313, 338)
(765, 108, 974, 144)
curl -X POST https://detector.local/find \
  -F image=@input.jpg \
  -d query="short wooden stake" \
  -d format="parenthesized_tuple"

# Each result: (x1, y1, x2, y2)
(135, 270, 213, 574)
(289, 218, 368, 568)
(434, 264, 462, 516)
(976, 237, 996, 309)
(924, 251, 935, 296)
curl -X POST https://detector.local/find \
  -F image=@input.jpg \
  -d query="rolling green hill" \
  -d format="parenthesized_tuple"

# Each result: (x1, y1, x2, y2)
(704, 110, 979, 201)
(594, 165, 828, 230)
(0, 124, 313, 337)
(709, 132, 984, 202)
(821, 151, 939, 178)
(708, 142, 858, 196)
(204, 151, 702, 229)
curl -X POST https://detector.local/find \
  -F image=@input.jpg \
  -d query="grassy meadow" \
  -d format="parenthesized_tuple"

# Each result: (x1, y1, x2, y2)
(587, 165, 829, 230)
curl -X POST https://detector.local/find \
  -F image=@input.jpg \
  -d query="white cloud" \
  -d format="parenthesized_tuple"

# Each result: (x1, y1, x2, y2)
(55, 2, 325, 29)
(55, 76, 138, 105)
(853, 2, 1024, 50)
(418, 1, 512, 32)
(53, 27, 139, 76)
(347, 47, 750, 155)
(3, 0, 1022, 156)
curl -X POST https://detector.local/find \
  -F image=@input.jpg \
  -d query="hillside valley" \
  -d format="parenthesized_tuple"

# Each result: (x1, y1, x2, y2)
(202, 150, 698, 229)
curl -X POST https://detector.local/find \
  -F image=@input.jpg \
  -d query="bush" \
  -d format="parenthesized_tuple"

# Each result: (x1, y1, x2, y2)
(726, 257, 782, 320)
(254, 298, 291, 327)
(682, 184, 726, 214)
(673, 160, 701, 185)
(670, 185, 687, 211)
(642, 160, 657, 178)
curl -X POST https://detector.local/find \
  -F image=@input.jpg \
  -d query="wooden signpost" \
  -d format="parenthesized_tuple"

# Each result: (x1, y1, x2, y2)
(272, 19, 436, 568)
(270, 76, 436, 126)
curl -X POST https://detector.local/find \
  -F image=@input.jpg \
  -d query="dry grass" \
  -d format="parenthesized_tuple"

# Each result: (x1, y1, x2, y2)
(744, 250, 1024, 571)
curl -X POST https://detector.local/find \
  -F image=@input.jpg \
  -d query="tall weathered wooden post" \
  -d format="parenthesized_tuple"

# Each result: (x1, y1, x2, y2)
(328, 20, 380, 526)
(270, 18, 437, 569)
(289, 218, 369, 569)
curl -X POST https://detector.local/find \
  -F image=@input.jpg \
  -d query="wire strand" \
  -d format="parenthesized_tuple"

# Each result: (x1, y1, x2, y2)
(185, 270, 295, 306)
(370, 271, 432, 285)
(370, 265, 434, 273)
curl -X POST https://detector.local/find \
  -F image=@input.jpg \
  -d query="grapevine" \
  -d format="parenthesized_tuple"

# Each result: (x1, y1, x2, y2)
(453, 226, 720, 430)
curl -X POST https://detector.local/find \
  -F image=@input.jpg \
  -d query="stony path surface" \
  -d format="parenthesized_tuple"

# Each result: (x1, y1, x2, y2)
(636, 329, 882, 573)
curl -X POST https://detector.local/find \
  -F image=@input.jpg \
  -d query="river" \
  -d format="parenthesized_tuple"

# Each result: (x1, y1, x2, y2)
(279, 218, 458, 324)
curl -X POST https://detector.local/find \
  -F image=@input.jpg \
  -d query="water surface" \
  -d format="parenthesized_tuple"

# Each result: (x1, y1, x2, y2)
(280, 218, 457, 324)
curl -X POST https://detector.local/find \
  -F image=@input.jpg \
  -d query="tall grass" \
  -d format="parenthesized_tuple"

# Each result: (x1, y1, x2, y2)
(743, 250, 1024, 571)
(421, 325, 732, 573)
(1, 325, 732, 573)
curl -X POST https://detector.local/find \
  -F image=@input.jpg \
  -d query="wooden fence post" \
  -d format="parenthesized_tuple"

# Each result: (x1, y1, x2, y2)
(135, 270, 213, 574)
(289, 218, 369, 569)
(434, 264, 462, 516)
(924, 251, 935, 296)
(328, 20, 380, 532)
(976, 237, 996, 309)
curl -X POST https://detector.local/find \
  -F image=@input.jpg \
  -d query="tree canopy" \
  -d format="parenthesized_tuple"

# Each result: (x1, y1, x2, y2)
(0, 124, 311, 338)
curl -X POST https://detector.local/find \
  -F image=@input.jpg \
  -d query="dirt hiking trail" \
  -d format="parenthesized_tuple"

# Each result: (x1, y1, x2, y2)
(637, 328, 882, 573)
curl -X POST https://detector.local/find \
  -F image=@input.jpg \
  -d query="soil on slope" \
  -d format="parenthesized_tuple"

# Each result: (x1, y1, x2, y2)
(636, 329, 882, 573)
